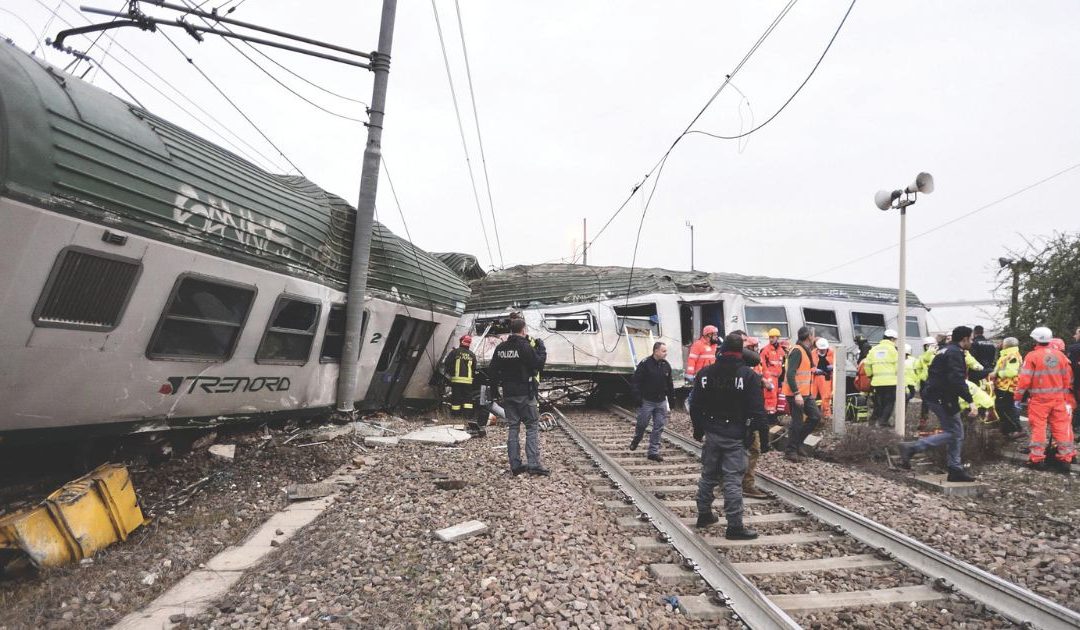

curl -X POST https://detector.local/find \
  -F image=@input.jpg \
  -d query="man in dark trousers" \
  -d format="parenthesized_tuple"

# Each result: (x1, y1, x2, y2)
(630, 342, 675, 461)
(899, 326, 976, 482)
(489, 318, 550, 476)
(444, 334, 480, 432)
(690, 333, 765, 540)
(782, 327, 821, 462)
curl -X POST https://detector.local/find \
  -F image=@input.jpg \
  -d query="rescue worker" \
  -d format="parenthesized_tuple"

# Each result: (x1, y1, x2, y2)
(489, 318, 549, 476)
(855, 335, 872, 362)
(812, 337, 835, 419)
(992, 337, 1024, 438)
(630, 342, 675, 461)
(915, 336, 938, 430)
(782, 327, 820, 462)
(690, 333, 765, 539)
(444, 335, 483, 436)
(1069, 327, 1080, 435)
(970, 325, 997, 382)
(904, 344, 918, 402)
(1016, 327, 1075, 472)
(898, 326, 976, 482)
(865, 329, 900, 428)
(685, 325, 720, 385)
(759, 329, 785, 423)
(737, 334, 769, 500)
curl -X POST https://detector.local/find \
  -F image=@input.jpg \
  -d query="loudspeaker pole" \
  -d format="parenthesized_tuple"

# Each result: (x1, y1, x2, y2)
(895, 206, 907, 438)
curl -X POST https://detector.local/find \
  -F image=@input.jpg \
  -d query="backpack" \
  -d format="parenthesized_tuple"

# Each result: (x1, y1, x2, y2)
(854, 360, 872, 393)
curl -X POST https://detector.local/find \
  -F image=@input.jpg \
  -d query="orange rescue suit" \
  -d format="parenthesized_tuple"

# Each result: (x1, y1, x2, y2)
(685, 337, 717, 380)
(1015, 345, 1075, 464)
(813, 347, 836, 418)
(760, 342, 785, 413)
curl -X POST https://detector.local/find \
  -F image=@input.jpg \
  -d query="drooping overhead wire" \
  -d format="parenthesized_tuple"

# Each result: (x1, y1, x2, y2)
(40, 0, 290, 173)
(430, 0, 495, 268)
(802, 160, 1080, 280)
(158, 29, 306, 176)
(686, 0, 857, 142)
(177, 0, 369, 123)
(453, 0, 504, 268)
(33, 0, 63, 58)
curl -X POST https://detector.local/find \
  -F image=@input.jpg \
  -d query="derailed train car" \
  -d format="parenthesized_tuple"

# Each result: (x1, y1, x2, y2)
(449, 262, 929, 394)
(0, 42, 469, 443)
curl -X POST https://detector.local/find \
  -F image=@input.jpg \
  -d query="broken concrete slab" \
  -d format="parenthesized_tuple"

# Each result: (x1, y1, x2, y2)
(435, 520, 488, 542)
(400, 426, 473, 446)
(191, 432, 218, 451)
(208, 444, 235, 461)
(285, 483, 336, 501)
(364, 436, 400, 447)
(352, 455, 378, 467)
(910, 474, 989, 497)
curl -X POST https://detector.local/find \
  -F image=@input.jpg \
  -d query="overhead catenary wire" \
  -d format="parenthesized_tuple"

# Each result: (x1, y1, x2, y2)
(40, 0, 291, 173)
(430, 0, 495, 269)
(453, 0, 504, 268)
(802, 159, 1080, 280)
(158, 29, 306, 176)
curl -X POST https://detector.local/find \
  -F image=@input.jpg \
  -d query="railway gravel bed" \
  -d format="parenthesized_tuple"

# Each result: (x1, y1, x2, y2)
(0, 417, 397, 630)
(187, 424, 731, 629)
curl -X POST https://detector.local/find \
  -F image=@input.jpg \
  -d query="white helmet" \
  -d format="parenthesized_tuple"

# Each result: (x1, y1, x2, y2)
(883, 329, 898, 339)
(905, 343, 912, 354)
(815, 337, 829, 350)
(923, 336, 936, 346)
(1031, 326, 1053, 344)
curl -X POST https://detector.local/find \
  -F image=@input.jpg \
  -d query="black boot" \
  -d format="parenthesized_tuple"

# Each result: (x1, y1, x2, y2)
(946, 467, 975, 482)
(897, 443, 915, 470)
(647, 453, 664, 462)
(629, 434, 642, 451)
(725, 525, 759, 540)
(695, 511, 719, 529)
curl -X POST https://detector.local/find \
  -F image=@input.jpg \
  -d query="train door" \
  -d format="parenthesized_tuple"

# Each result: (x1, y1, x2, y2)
(364, 315, 436, 409)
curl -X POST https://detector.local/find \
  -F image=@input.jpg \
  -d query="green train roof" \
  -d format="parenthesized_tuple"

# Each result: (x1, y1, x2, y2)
(0, 41, 468, 315)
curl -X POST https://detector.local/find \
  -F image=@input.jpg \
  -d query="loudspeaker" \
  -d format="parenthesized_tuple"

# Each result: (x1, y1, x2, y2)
(875, 189, 898, 211)
(905, 172, 934, 194)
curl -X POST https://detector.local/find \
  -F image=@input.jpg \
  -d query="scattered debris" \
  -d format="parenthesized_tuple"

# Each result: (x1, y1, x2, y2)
(293, 441, 328, 448)
(434, 479, 467, 490)
(191, 431, 218, 450)
(169, 613, 187, 624)
(352, 455, 378, 467)
(285, 483, 336, 502)
(434, 520, 489, 542)
(399, 426, 473, 446)
(364, 436, 400, 447)
(208, 444, 236, 461)
(270, 539, 280, 548)
(141, 572, 157, 586)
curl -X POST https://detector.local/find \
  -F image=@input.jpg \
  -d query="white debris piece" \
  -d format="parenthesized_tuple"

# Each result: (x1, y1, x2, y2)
(364, 436, 400, 447)
(208, 444, 236, 461)
(399, 426, 473, 446)
(435, 520, 489, 543)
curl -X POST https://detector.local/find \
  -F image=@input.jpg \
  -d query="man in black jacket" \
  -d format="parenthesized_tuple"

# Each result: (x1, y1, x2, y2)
(630, 342, 675, 461)
(899, 326, 976, 482)
(970, 325, 997, 382)
(690, 333, 765, 540)
(490, 318, 549, 476)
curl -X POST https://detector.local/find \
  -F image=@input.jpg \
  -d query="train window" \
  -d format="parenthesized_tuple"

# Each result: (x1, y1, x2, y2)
(320, 304, 368, 363)
(256, 296, 320, 365)
(744, 306, 788, 339)
(542, 311, 597, 333)
(33, 247, 142, 332)
(615, 303, 660, 336)
(147, 275, 256, 361)
(851, 311, 886, 343)
(473, 316, 512, 336)
(679, 304, 694, 345)
(905, 315, 922, 339)
(802, 308, 841, 342)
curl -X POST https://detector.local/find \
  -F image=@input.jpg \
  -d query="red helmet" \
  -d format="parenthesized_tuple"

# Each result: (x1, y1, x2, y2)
(1050, 338, 1066, 352)
(460, 335, 473, 347)
(745, 336, 760, 349)
(702, 325, 719, 337)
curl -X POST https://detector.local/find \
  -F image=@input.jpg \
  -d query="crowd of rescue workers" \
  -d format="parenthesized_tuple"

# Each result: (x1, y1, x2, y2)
(438, 312, 1080, 541)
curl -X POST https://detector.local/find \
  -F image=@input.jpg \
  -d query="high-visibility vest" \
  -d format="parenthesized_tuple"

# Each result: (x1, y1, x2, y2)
(865, 339, 898, 387)
(449, 349, 475, 385)
(782, 344, 817, 397)
(1016, 346, 1073, 400)
(994, 347, 1022, 392)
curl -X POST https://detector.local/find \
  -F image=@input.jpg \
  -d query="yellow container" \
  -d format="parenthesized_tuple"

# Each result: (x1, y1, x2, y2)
(0, 463, 144, 568)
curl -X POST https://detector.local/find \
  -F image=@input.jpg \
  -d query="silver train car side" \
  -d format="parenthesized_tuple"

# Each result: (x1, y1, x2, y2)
(451, 263, 929, 388)
(0, 42, 468, 443)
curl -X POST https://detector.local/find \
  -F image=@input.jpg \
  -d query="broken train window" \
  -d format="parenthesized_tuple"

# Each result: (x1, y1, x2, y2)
(147, 275, 256, 361)
(256, 295, 321, 365)
(614, 303, 660, 336)
(541, 310, 598, 333)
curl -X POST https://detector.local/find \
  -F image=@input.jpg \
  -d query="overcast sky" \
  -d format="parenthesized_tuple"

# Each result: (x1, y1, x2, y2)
(4, 0, 1078, 331)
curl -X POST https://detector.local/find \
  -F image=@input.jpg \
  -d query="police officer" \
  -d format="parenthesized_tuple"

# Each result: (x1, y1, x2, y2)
(444, 334, 477, 420)
(690, 333, 764, 540)
(509, 311, 548, 390)
(490, 318, 550, 476)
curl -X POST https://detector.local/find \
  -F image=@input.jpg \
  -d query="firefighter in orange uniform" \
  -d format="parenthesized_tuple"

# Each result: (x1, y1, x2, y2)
(685, 325, 720, 385)
(812, 337, 836, 418)
(1015, 327, 1075, 472)
(759, 328, 785, 422)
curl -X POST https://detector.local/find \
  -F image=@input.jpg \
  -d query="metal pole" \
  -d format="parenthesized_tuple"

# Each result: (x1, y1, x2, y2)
(833, 350, 846, 435)
(1009, 264, 1020, 331)
(336, 0, 397, 413)
(582, 218, 587, 265)
(690, 223, 695, 271)
(895, 206, 907, 437)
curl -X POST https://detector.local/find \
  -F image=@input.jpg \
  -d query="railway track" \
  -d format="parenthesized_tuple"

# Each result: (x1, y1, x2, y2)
(552, 404, 1080, 629)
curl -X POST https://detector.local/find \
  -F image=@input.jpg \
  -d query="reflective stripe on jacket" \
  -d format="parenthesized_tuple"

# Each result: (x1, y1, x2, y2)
(685, 337, 717, 377)
(1015, 346, 1073, 400)
(994, 346, 1022, 393)
(864, 339, 898, 387)
(445, 348, 476, 385)
(782, 344, 817, 396)
(760, 342, 785, 379)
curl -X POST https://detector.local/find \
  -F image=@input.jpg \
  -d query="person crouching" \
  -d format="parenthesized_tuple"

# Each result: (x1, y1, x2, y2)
(690, 333, 765, 540)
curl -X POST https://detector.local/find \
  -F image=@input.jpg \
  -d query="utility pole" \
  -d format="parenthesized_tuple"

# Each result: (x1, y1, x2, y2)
(999, 257, 1032, 331)
(685, 220, 694, 271)
(582, 218, 587, 265)
(336, 0, 397, 413)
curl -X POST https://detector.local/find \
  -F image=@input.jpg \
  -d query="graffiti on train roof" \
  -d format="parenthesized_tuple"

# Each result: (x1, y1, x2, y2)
(465, 264, 925, 311)
(0, 42, 468, 315)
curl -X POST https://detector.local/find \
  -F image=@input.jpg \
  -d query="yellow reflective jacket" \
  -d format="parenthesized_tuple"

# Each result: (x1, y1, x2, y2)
(994, 346, 1022, 392)
(865, 339, 899, 386)
(905, 356, 918, 387)
(960, 379, 994, 411)
(964, 350, 983, 373)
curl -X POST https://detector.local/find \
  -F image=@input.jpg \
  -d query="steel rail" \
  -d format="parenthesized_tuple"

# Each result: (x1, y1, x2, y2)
(552, 406, 801, 630)
(605, 404, 1080, 629)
